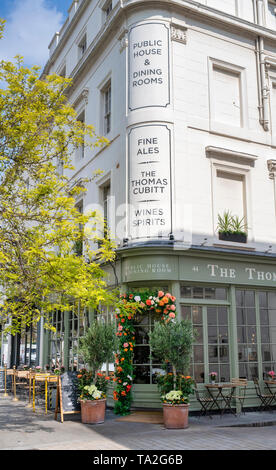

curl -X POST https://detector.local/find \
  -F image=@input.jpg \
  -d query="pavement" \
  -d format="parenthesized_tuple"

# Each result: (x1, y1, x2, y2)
(1, 396, 276, 450)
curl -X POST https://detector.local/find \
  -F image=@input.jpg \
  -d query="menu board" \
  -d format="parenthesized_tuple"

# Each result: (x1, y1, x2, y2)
(55, 372, 80, 423)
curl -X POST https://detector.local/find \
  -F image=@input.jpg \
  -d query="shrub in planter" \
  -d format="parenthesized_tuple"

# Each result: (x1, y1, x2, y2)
(79, 383, 107, 424)
(77, 320, 118, 424)
(149, 320, 195, 429)
(217, 211, 248, 243)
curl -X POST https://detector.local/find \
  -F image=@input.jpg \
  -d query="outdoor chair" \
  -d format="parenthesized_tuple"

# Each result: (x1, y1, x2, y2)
(253, 378, 274, 411)
(14, 371, 29, 400)
(230, 378, 248, 414)
(194, 383, 216, 418)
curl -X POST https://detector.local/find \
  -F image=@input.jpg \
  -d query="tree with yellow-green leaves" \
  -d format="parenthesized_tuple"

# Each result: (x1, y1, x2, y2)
(0, 19, 116, 335)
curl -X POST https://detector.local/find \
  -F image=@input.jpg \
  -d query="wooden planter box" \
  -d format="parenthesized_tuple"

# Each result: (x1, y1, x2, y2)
(219, 232, 247, 244)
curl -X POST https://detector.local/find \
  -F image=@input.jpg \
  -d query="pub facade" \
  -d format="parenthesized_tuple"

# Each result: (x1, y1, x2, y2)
(29, 0, 276, 409)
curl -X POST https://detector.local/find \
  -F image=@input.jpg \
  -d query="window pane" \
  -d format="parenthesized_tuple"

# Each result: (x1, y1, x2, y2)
(180, 305, 191, 320)
(208, 326, 217, 344)
(180, 286, 192, 298)
(219, 345, 229, 363)
(193, 287, 203, 299)
(205, 287, 215, 299)
(193, 345, 204, 362)
(215, 288, 227, 300)
(237, 308, 246, 325)
(245, 290, 255, 307)
(237, 326, 246, 343)
(194, 326, 203, 343)
(192, 306, 202, 325)
(133, 366, 150, 384)
(260, 309, 269, 325)
(194, 364, 205, 383)
(133, 346, 150, 364)
(207, 307, 217, 325)
(218, 306, 228, 325)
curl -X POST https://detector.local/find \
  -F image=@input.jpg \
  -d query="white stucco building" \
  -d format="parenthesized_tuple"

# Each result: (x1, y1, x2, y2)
(31, 0, 276, 409)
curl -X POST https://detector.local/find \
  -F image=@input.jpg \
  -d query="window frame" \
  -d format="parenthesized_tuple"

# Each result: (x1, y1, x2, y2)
(208, 57, 249, 138)
(102, 80, 111, 136)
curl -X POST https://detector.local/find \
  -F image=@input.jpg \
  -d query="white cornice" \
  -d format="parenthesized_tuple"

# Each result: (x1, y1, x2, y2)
(206, 146, 259, 163)
(43, 0, 276, 79)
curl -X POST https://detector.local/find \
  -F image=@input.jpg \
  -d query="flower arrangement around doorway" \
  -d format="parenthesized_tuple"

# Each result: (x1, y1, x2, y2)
(209, 372, 218, 384)
(217, 211, 248, 243)
(149, 320, 195, 429)
(77, 320, 118, 424)
(113, 291, 177, 416)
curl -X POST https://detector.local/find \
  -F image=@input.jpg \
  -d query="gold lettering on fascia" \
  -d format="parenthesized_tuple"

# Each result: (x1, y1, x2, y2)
(126, 263, 172, 275)
(207, 264, 276, 282)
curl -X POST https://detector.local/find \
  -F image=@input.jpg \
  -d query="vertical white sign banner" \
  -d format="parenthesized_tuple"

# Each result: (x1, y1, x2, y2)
(128, 125, 172, 240)
(128, 22, 170, 110)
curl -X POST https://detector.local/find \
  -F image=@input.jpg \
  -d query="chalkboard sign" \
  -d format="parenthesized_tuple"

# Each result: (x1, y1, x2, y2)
(55, 372, 80, 422)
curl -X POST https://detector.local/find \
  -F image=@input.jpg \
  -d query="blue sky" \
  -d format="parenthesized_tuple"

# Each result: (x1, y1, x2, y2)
(0, 0, 71, 67)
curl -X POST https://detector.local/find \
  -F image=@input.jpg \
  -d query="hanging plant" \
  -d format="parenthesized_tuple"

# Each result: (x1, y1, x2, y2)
(113, 290, 177, 415)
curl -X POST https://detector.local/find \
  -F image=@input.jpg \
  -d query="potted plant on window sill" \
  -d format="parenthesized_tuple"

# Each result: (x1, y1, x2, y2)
(217, 211, 248, 244)
(77, 320, 118, 424)
(149, 319, 195, 429)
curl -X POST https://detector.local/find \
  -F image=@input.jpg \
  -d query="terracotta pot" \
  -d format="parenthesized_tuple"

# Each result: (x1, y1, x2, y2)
(80, 399, 106, 424)
(163, 403, 189, 429)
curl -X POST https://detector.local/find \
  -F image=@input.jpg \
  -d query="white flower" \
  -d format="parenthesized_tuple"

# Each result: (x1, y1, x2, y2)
(134, 295, 141, 302)
(92, 390, 102, 399)
(115, 308, 120, 313)
(123, 382, 127, 386)
(127, 375, 133, 381)
(151, 300, 155, 305)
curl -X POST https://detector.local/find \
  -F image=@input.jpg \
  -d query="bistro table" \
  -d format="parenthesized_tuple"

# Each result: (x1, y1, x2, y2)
(264, 380, 276, 407)
(205, 383, 237, 416)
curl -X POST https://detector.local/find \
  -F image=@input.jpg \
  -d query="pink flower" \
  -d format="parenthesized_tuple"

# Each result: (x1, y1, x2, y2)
(118, 325, 123, 331)
(170, 305, 176, 311)
(169, 312, 175, 318)
(158, 291, 164, 297)
(123, 343, 129, 348)
(165, 293, 172, 298)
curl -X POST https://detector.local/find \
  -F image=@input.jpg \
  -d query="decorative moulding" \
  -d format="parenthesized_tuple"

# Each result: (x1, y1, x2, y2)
(73, 87, 89, 108)
(206, 146, 258, 164)
(171, 24, 187, 44)
(118, 28, 128, 52)
(267, 159, 276, 179)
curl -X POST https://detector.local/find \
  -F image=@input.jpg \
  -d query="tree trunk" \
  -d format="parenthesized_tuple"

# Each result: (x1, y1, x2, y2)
(172, 365, 177, 390)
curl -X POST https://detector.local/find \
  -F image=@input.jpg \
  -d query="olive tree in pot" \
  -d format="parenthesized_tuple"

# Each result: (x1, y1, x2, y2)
(78, 319, 118, 424)
(149, 319, 195, 429)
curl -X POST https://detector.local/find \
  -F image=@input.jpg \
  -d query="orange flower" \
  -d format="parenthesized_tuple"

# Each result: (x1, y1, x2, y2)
(124, 348, 128, 352)
(163, 297, 169, 304)
(121, 391, 126, 396)
(185, 376, 191, 379)
(121, 358, 125, 362)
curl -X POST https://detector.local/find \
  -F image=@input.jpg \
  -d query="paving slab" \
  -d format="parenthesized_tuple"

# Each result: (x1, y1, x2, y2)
(1, 396, 276, 450)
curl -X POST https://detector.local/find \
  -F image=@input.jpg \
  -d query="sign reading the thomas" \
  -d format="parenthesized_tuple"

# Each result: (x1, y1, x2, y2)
(128, 125, 172, 240)
(128, 22, 170, 110)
